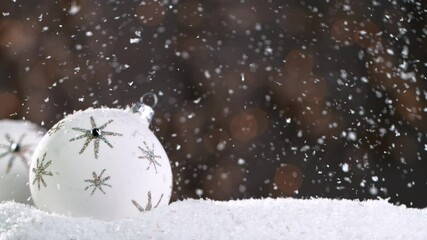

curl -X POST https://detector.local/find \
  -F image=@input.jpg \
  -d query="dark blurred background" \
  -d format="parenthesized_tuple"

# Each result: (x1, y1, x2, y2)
(0, 0, 426, 207)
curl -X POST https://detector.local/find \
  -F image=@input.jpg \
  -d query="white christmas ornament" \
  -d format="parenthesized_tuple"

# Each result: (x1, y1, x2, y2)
(29, 94, 173, 220)
(0, 119, 44, 203)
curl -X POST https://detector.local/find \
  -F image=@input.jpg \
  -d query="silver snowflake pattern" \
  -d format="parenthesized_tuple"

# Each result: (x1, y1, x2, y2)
(32, 153, 53, 190)
(0, 133, 32, 173)
(69, 116, 122, 159)
(84, 169, 112, 195)
(132, 191, 164, 212)
(138, 141, 161, 173)
(47, 120, 65, 136)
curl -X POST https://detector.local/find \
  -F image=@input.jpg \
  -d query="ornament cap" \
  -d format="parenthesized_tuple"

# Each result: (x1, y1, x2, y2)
(132, 92, 158, 124)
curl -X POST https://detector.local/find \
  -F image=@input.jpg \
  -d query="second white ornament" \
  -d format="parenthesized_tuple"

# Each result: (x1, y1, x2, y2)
(29, 94, 173, 220)
(0, 119, 44, 203)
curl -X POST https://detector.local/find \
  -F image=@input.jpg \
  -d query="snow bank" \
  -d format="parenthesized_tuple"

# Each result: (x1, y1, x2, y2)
(1, 198, 426, 240)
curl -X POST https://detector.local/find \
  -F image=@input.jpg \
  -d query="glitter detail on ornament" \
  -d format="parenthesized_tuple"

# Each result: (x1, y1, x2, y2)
(138, 141, 161, 173)
(69, 116, 122, 159)
(131, 191, 164, 212)
(84, 169, 112, 195)
(0, 133, 31, 173)
(32, 153, 53, 190)
(47, 120, 65, 136)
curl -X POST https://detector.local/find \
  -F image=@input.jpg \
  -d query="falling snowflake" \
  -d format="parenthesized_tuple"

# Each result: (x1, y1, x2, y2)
(69, 116, 122, 159)
(32, 153, 53, 190)
(84, 169, 112, 195)
(0, 133, 32, 173)
(132, 191, 164, 212)
(47, 120, 65, 136)
(138, 141, 161, 173)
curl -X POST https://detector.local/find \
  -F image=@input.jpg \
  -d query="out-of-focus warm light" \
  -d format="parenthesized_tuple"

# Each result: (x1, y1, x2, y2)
(275, 50, 314, 99)
(230, 112, 258, 142)
(284, 50, 313, 79)
(0, 92, 20, 118)
(355, 21, 380, 48)
(0, 20, 35, 57)
(393, 87, 424, 129)
(274, 164, 303, 196)
(330, 18, 356, 46)
(230, 108, 268, 142)
(136, 1, 166, 27)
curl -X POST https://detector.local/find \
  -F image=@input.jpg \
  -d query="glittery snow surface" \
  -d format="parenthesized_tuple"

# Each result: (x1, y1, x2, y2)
(1, 198, 426, 240)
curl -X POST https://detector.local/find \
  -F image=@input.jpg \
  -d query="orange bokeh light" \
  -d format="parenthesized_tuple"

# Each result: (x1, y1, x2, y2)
(274, 164, 303, 196)
(0, 92, 20, 118)
(230, 108, 268, 142)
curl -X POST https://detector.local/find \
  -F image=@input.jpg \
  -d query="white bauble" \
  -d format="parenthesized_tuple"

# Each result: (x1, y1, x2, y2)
(29, 107, 173, 220)
(0, 119, 44, 203)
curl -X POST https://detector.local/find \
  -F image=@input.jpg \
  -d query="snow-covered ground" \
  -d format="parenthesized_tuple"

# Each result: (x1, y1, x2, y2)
(1, 198, 426, 240)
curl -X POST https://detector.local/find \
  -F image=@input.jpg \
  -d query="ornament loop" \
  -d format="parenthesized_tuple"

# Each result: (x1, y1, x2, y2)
(132, 92, 158, 125)
(141, 92, 158, 109)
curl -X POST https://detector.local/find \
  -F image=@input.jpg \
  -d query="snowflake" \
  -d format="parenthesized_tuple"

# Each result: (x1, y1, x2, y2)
(138, 141, 161, 173)
(132, 191, 164, 212)
(84, 169, 112, 195)
(0, 133, 32, 173)
(32, 153, 53, 190)
(47, 120, 65, 136)
(69, 116, 122, 159)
